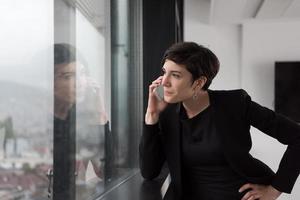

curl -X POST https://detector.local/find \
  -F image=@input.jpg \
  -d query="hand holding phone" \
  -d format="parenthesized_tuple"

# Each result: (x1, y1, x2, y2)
(145, 79, 167, 124)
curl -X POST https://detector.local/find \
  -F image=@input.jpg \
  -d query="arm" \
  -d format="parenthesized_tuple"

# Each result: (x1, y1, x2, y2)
(139, 123, 166, 180)
(139, 77, 168, 180)
(242, 90, 300, 193)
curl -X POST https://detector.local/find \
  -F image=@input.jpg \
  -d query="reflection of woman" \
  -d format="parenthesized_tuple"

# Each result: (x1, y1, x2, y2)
(140, 42, 300, 200)
(54, 43, 108, 123)
(53, 43, 110, 199)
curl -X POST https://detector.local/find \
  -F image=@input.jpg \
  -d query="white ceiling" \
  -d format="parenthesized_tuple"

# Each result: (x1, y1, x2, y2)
(67, 0, 300, 30)
(193, 0, 300, 24)
(65, 0, 106, 32)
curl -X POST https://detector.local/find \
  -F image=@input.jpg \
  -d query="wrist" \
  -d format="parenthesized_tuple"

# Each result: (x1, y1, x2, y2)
(145, 111, 159, 125)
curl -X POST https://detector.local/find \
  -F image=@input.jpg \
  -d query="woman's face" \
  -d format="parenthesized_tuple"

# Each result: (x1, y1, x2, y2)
(54, 62, 77, 105)
(161, 59, 198, 103)
(54, 62, 89, 105)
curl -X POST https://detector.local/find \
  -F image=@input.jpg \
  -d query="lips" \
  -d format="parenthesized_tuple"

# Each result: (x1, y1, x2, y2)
(164, 91, 173, 96)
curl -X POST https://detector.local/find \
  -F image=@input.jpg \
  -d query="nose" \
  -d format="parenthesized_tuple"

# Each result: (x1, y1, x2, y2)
(161, 74, 170, 87)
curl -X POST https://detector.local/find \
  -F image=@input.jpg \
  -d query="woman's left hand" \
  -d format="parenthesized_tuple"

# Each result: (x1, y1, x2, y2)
(239, 183, 282, 200)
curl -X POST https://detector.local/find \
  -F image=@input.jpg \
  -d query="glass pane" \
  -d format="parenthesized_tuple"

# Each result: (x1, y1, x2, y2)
(75, 2, 110, 199)
(74, 0, 142, 198)
(0, 1, 54, 199)
(54, 0, 111, 199)
(53, 0, 76, 199)
(0, 0, 140, 199)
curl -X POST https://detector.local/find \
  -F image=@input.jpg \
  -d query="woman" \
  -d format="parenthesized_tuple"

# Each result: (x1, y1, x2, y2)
(139, 42, 300, 200)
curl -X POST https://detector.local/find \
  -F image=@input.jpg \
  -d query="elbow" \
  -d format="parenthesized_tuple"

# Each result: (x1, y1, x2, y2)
(139, 160, 161, 180)
(140, 168, 160, 180)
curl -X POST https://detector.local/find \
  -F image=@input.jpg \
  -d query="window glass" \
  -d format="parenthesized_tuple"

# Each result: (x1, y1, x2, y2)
(74, 2, 110, 199)
(0, 1, 53, 199)
(0, 0, 141, 199)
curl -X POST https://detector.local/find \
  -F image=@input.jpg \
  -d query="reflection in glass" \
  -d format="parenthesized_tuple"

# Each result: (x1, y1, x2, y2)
(53, 43, 111, 199)
(0, 0, 140, 199)
(53, 0, 112, 198)
(75, 1, 112, 199)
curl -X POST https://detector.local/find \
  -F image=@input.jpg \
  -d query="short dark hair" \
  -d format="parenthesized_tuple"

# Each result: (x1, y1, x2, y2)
(54, 43, 76, 65)
(54, 43, 89, 74)
(162, 42, 219, 90)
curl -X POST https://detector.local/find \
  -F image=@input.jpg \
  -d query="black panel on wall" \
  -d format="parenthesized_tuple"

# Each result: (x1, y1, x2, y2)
(275, 62, 300, 122)
(143, 0, 183, 114)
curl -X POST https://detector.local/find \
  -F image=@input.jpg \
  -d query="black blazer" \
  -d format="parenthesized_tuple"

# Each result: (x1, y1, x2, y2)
(139, 89, 300, 199)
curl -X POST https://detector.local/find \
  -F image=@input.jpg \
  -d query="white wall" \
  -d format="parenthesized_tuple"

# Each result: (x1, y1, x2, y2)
(185, 1, 300, 199)
(242, 19, 300, 106)
(185, 20, 242, 90)
(241, 19, 300, 199)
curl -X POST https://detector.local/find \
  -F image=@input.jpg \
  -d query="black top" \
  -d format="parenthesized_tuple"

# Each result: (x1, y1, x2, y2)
(140, 89, 300, 200)
(53, 111, 76, 200)
(180, 104, 247, 200)
(53, 106, 113, 200)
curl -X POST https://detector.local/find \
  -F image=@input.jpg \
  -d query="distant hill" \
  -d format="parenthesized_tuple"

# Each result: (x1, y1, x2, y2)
(0, 81, 52, 137)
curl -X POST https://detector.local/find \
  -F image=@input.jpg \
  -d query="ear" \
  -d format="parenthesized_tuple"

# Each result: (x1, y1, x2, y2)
(193, 76, 207, 90)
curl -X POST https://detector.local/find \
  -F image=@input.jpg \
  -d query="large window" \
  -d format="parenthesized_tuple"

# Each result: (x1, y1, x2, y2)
(0, 1, 53, 199)
(0, 0, 142, 199)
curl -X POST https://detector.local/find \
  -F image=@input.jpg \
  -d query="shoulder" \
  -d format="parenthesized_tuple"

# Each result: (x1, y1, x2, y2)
(209, 89, 251, 108)
(210, 89, 250, 101)
(209, 89, 248, 98)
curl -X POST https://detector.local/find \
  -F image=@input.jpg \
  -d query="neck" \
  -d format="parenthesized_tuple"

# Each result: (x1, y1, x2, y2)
(54, 100, 73, 120)
(182, 90, 210, 118)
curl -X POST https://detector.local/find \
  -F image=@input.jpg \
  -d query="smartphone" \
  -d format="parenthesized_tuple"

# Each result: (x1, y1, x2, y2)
(155, 85, 164, 101)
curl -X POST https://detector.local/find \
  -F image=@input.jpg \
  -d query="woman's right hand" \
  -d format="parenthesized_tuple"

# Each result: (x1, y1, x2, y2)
(145, 76, 168, 125)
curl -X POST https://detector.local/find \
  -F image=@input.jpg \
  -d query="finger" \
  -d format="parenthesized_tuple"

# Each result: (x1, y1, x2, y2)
(152, 79, 162, 85)
(152, 76, 163, 83)
(149, 83, 160, 92)
(149, 85, 161, 96)
(157, 76, 163, 80)
(247, 194, 260, 200)
(151, 81, 161, 87)
(241, 190, 258, 200)
(245, 196, 256, 200)
(239, 183, 254, 193)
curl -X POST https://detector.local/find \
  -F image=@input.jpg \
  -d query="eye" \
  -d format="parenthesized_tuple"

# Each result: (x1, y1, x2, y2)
(172, 73, 181, 79)
(63, 73, 75, 80)
(64, 75, 72, 79)
(161, 68, 166, 75)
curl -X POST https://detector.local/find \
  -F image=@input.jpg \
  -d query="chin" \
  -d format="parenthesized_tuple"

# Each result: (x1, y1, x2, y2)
(164, 97, 178, 104)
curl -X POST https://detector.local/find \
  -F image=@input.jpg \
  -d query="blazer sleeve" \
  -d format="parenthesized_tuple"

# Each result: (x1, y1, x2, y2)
(242, 90, 300, 193)
(139, 123, 166, 180)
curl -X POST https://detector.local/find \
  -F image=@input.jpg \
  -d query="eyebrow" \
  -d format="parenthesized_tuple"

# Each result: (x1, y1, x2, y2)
(162, 67, 183, 74)
(60, 72, 75, 75)
(55, 71, 75, 76)
(170, 71, 182, 74)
